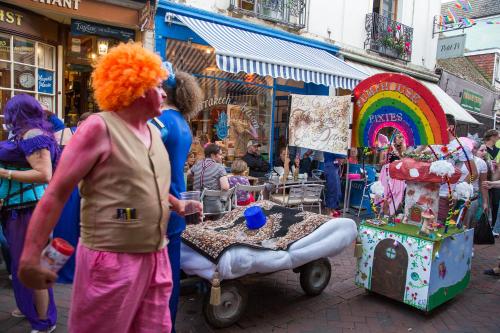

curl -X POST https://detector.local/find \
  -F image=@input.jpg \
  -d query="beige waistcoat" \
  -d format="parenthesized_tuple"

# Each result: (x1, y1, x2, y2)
(80, 112, 171, 253)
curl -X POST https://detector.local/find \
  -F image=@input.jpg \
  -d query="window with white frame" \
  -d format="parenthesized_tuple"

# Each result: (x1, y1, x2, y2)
(0, 33, 56, 137)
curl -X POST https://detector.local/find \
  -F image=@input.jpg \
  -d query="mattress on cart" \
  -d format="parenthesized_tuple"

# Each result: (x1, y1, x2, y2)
(180, 201, 357, 280)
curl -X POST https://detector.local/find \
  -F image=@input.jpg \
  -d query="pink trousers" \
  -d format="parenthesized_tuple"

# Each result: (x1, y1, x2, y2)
(69, 244, 172, 333)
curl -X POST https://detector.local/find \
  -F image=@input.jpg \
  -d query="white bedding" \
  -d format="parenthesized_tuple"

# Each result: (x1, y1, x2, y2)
(180, 217, 357, 281)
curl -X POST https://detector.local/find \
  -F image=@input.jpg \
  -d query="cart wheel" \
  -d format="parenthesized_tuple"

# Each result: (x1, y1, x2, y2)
(203, 280, 248, 328)
(300, 258, 332, 296)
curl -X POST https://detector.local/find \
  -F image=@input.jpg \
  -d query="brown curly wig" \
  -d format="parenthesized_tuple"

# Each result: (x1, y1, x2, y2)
(164, 71, 204, 119)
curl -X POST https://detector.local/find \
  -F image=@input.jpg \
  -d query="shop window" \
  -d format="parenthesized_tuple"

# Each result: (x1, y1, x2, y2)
(0, 62, 11, 88)
(0, 34, 10, 61)
(14, 64, 36, 91)
(13, 37, 35, 65)
(0, 35, 55, 139)
(167, 39, 273, 162)
(37, 44, 54, 70)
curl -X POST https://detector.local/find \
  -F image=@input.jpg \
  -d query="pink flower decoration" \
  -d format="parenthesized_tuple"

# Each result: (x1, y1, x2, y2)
(387, 26, 393, 32)
(405, 42, 411, 47)
(397, 25, 401, 30)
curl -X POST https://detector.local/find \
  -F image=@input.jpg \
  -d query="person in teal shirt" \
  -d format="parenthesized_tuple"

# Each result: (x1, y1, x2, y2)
(151, 62, 203, 332)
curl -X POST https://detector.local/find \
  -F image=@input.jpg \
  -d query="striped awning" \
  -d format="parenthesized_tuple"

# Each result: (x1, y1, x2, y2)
(173, 14, 367, 90)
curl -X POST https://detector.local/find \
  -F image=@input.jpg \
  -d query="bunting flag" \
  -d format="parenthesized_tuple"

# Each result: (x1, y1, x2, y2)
(454, 1, 463, 10)
(447, 8, 457, 23)
(461, 17, 475, 26)
(486, 21, 500, 24)
(463, 0, 473, 12)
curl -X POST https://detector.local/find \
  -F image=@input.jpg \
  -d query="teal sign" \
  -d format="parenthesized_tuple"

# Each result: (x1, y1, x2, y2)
(214, 112, 229, 139)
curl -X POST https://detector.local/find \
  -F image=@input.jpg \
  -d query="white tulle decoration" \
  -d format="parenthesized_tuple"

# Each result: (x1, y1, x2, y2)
(429, 160, 455, 177)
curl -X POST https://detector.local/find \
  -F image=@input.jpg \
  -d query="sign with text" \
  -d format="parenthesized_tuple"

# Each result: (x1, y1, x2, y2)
(436, 34, 466, 59)
(38, 69, 54, 94)
(288, 95, 350, 154)
(460, 89, 482, 112)
(71, 19, 135, 41)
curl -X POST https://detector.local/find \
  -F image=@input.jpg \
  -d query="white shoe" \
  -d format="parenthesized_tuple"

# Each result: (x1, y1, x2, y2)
(30, 325, 56, 333)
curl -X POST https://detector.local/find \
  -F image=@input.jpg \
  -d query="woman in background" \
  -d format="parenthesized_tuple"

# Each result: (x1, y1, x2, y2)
(150, 62, 203, 333)
(52, 112, 92, 283)
(0, 94, 59, 332)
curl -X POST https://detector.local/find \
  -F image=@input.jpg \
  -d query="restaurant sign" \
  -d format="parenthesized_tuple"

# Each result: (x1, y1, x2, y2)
(460, 89, 482, 112)
(71, 19, 135, 41)
(0, 8, 23, 26)
(32, 0, 81, 10)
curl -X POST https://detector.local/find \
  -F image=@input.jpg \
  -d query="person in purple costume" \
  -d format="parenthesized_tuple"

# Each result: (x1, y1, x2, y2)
(0, 94, 60, 333)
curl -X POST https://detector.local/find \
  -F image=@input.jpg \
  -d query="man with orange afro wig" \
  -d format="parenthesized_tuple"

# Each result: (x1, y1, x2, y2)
(18, 42, 201, 333)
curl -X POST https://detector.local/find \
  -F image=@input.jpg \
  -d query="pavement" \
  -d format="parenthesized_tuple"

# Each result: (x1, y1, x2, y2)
(1, 240, 499, 333)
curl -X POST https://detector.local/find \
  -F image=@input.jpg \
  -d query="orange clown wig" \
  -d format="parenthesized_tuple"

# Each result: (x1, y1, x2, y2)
(91, 42, 167, 111)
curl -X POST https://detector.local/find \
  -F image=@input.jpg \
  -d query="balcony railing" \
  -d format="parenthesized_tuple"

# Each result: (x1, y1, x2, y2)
(364, 12, 413, 62)
(229, 0, 306, 29)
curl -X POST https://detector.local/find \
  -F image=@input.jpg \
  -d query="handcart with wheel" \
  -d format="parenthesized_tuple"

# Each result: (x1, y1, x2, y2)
(180, 201, 357, 328)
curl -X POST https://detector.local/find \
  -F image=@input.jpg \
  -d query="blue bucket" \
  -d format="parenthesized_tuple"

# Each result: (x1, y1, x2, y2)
(244, 206, 267, 230)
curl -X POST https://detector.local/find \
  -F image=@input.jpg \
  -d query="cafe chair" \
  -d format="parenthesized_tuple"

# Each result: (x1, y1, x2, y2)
(232, 184, 266, 208)
(200, 187, 235, 221)
(302, 184, 324, 214)
(270, 184, 304, 210)
(311, 169, 325, 181)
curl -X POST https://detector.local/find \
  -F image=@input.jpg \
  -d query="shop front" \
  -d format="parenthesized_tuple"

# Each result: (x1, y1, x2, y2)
(0, 3, 58, 139)
(0, 0, 152, 130)
(155, 1, 366, 167)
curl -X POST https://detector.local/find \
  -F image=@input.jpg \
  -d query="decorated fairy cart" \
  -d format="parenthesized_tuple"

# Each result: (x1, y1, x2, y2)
(181, 201, 357, 328)
(351, 73, 474, 312)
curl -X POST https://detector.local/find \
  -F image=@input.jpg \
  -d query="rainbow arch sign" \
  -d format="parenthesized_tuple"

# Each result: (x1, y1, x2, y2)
(352, 73, 449, 147)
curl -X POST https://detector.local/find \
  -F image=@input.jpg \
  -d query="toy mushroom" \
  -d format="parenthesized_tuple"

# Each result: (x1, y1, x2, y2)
(420, 208, 436, 235)
(389, 158, 461, 226)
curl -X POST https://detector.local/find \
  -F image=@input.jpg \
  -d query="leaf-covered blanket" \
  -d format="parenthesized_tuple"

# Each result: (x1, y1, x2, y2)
(181, 200, 331, 263)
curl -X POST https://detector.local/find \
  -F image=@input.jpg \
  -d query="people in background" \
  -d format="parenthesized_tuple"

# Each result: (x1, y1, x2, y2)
(150, 61, 203, 333)
(324, 152, 344, 217)
(484, 129, 499, 235)
(228, 159, 255, 206)
(0, 94, 60, 332)
(52, 112, 92, 284)
(483, 171, 500, 276)
(436, 115, 477, 223)
(186, 152, 196, 191)
(299, 149, 314, 176)
(462, 141, 489, 229)
(379, 132, 407, 215)
(274, 147, 290, 169)
(242, 140, 269, 178)
(190, 143, 229, 214)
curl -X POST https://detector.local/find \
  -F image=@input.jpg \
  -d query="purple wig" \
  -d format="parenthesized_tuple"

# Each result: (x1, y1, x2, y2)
(3, 94, 54, 138)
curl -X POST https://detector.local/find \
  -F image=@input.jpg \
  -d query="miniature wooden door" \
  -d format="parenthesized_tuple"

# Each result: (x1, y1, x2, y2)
(371, 238, 408, 302)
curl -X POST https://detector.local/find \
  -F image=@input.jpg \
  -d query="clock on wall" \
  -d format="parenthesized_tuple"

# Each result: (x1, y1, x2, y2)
(19, 72, 35, 89)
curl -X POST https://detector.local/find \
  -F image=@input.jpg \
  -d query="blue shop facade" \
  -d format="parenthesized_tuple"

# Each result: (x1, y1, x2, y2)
(155, 1, 365, 165)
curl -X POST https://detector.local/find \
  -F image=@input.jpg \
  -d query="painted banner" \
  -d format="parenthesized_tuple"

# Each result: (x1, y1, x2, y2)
(352, 73, 449, 147)
(288, 95, 350, 154)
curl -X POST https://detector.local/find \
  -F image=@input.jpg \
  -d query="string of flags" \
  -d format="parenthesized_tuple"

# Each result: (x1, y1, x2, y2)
(439, 1, 500, 27)
(454, 0, 472, 12)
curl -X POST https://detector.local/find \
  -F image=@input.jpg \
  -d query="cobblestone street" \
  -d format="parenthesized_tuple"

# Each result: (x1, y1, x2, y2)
(1, 241, 499, 333)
